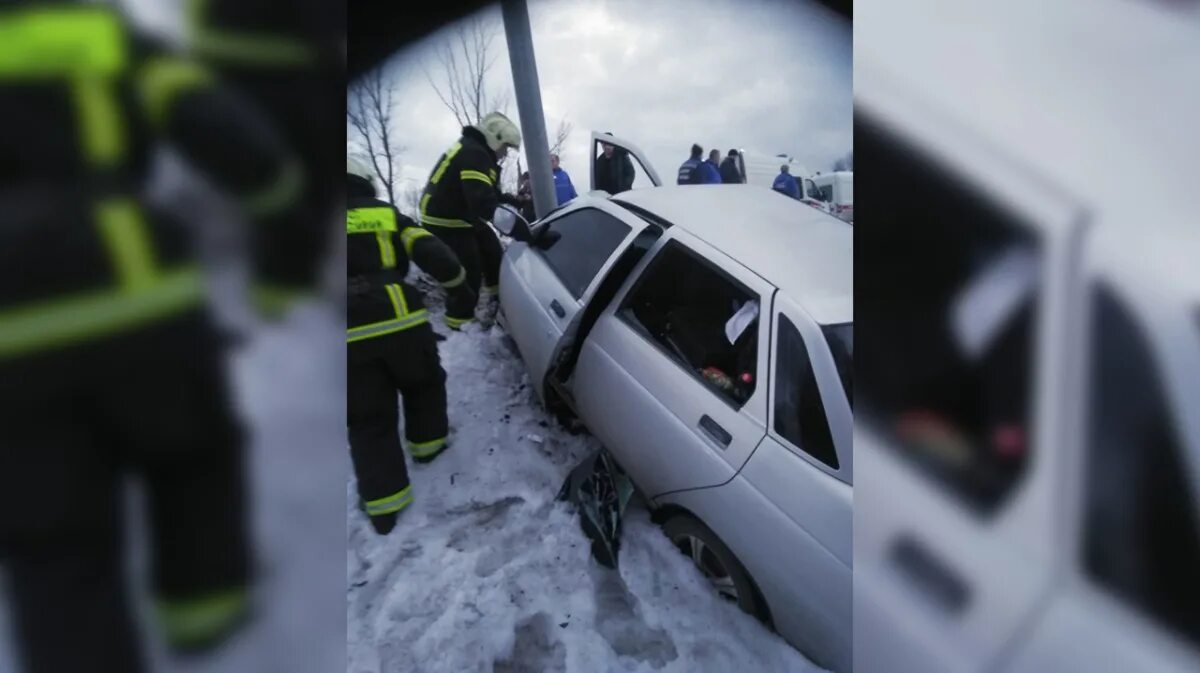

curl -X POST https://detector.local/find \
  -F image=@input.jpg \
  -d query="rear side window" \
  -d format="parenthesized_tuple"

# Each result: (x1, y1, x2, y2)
(856, 116, 1041, 514)
(1084, 285, 1200, 648)
(619, 241, 759, 407)
(538, 208, 631, 299)
(775, 315, 839, 470)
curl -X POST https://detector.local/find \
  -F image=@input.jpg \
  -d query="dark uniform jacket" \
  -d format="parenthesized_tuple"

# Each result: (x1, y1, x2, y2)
(418, 125, 510, 231)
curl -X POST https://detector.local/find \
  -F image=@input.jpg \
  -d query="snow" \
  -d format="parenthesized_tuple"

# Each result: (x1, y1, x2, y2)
(346, 308, 825, 673)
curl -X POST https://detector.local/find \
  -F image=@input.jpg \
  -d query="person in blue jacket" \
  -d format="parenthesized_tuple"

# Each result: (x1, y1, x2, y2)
(772, 164, 801, 198)
(550, 153, 578, 206)
(677, 144, 721, 184)
(705, 149, 724, 183)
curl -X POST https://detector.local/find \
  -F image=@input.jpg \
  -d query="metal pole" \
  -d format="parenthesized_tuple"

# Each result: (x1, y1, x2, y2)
(501, 0, 555, 221)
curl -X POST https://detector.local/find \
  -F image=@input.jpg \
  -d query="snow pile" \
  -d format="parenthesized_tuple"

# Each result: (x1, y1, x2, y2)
(347, 318, 824, 673)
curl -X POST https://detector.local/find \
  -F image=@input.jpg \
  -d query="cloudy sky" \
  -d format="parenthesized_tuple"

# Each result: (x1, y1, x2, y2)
(358, 0, 851, 198)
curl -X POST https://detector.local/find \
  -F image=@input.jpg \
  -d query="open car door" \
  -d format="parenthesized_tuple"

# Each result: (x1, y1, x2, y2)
(589, 131, 662, 193)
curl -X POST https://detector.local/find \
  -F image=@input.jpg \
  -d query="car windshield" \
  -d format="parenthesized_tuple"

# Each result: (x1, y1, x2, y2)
(821, 322, 853, 408)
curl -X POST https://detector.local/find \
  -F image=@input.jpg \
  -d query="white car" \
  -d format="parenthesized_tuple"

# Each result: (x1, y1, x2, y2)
(494, 132, 853, 672)
(855, 1, 1200, 672)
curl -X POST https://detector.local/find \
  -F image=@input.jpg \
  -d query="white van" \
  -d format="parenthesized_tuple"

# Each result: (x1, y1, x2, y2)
(737, 151, 827, 213)
(811, 171, 853, 223)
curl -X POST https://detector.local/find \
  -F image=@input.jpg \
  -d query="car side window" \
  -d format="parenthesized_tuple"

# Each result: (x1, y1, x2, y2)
(618, 241, 759, 407)
(775, 314, 839, 470)
(537, 208, 631, 299)
(1083, 284, 1200, 648)
(857, 118, 1041, 514)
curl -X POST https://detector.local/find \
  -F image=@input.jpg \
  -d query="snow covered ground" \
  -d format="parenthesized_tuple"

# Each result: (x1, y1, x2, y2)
(346, 306, 824, 673)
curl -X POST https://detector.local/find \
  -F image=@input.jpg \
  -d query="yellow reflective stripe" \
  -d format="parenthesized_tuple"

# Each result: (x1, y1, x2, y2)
(187, 0, 316, 67)
(251, 283, 305, 318)
(399, 227, 432, 257)
(489, 168, 498, 183)
(420, 215, 473, 228)
(347, 207, 398, 234)
(0, 7, 126, 77)
(481, 284, 500, 293)
(444, 315, 474, 329)
(72, 75, 123, 167)
(376, 231, 397, 269)
(156, 588, 248, 647)
(430, 143, 463, 184)
(364, 486, 413, 516)
(460, 169, 493, 185)
(407, 437, 447, 458)
(346, 310, 430, 343)
(135, 56, 213, 130)
(441, 268, 466, 289)
(384, 283, 409, 317)
(95, 198, 158, 291)
(0, 267, 204, 359)
(244, 158, 302, 216)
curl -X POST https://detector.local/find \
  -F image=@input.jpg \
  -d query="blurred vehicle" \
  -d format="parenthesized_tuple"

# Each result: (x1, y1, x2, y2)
(811, 171, 852, 222)
(494, 132, 853, 672)
(737, 150, 829, 213)
(855, 1, 1200, 672)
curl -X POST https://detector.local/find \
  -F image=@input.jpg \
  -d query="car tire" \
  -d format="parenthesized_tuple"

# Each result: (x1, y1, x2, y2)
(662, 514, 767, 623)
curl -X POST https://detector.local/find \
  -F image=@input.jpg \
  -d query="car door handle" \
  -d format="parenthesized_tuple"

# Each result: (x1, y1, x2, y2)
(549, 299, 566, 318)
(698, 415, 731, 448)
(888, 535, 970, 615)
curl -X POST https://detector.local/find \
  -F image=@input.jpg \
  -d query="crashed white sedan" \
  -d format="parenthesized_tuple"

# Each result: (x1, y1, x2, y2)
(492, 133, 854, 672)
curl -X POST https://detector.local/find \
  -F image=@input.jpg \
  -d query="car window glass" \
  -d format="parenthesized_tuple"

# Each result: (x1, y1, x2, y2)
(538, 208, 630, 299)
(619, 241, 759, 407)
(1083, 284, 1200, 648)
(592, 140, 655, 192)
(822, 322, 853, 409)
(775, 314, 840, 470)
(857, 119, 1041, 514)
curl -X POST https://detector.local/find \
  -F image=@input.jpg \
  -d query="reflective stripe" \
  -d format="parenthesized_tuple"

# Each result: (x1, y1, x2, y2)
(346, 310, 429, 343)
(251, 283, 304, 318)
(188, 0, 316, 67)
(244, 158, 302, 216)
(347, 207, 398, 233)
(430, 143, 462, 185)
(460, 169, 493, 185)
(72, 75, 123, 167)
(156, 588, 248, 647)
(420, 214, 473, 229)
(407, 437, 447, 458)
(385, 283, 408, 317)
(400, 226, 432, 257)
(0, 7, 125, 77)
(364, 486, 413, 516)
(135, 56, 212, 130)
(95, 198, 157, 291)
(0, 267, 204, 359)
(444, 315, 474, 329)
(441, 268, 466, 289)
(481, 284, 500, 294)
(376, 231, 396, 269)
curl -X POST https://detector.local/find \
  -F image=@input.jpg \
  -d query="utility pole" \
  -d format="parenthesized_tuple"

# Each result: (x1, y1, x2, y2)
(501, 0, 555, 221)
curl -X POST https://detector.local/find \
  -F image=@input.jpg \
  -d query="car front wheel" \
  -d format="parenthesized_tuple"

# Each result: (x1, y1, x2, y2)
(663, 514, 767, 623)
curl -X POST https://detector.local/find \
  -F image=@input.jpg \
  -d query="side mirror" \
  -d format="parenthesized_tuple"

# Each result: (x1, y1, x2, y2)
(491, 204, 532, 242)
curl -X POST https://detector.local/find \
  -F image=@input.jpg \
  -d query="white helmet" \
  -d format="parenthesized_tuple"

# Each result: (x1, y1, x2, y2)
(347, 156, 374, 182)
(475, 112, 522, 153)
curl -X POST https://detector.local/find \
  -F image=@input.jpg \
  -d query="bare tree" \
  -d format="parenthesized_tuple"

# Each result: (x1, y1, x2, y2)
(549, 117, 573, 157)
(397, 182, 424, 220)
(423, 18, 510, 127)
(348, 69, 404, 204)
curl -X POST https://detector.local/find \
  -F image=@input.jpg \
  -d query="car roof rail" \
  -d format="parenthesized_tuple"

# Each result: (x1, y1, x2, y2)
(611, 199, 675, 229)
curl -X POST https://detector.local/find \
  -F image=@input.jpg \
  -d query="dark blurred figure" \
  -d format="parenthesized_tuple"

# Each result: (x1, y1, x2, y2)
(719, 148, 742, 184)
(0, 1, 298, 671)
(705, 148, 723, 183)
(594, 131, 635, 194)
(516, 170, 535, 222)
(187, 0, 345, 315)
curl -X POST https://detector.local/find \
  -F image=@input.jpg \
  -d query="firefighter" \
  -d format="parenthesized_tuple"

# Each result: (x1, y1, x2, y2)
(0, 2, 300, 671)
(186, 0, 344, 316)
(418, 111, 523, 329)
(347, 158, 476, 535)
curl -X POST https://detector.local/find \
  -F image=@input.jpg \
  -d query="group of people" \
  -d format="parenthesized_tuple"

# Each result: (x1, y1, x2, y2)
(677, 144, 744, 185)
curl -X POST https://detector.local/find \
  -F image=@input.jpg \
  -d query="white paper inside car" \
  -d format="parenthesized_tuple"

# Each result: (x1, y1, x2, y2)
(726, 299, 759, 344)
(950, 247, 1039, 361)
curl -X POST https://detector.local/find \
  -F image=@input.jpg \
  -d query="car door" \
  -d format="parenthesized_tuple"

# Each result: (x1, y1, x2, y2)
(498, 200, 648, 401)
(853, 110, 1086, 673)
(570, 229, 774, 498)
(589, 131, 662, 193)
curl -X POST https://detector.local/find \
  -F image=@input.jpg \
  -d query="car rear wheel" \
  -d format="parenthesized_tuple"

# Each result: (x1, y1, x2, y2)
(663, 514, 766, 622)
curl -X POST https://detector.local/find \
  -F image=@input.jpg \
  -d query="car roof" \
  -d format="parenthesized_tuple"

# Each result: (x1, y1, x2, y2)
(612, 185, 852, 324)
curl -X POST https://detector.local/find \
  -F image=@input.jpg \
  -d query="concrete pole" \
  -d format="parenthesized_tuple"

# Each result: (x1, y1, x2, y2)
(501, 0, 556, 221)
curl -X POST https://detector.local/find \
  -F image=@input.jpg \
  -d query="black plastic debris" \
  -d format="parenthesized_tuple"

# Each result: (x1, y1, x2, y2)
(556, 448, 635, 568)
